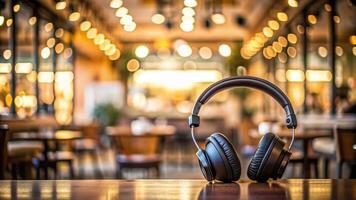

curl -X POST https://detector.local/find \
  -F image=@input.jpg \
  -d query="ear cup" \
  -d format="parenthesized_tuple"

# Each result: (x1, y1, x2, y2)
(247, 132, 276, 182)
(207, 133, 241, 182)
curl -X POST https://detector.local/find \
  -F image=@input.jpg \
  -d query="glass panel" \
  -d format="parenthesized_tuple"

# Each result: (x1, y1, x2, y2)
(39, 19, 54, 113)
(0, 1, 11, 115)
(15, 2, 36, 118)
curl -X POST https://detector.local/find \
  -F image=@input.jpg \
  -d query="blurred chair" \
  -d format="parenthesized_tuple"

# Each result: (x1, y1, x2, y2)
(113, 135, 163, 178)
(71, 123, 102, 178)
(0, 125, 9, 179)
(334, 127, 356, 178)
(289, 150, 319, 178)
(312, 137, 335, 178)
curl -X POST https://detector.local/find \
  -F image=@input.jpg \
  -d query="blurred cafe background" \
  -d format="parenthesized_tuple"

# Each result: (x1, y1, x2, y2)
(0, 0, 355, 181)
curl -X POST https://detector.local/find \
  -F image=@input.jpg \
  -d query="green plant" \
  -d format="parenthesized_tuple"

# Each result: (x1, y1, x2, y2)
(92, 103, 121, 126)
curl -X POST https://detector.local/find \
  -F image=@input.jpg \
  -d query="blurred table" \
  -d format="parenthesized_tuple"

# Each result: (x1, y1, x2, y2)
(276, 129, 332, 178)
(0, 179, 355, 199)
(11, 130, 82, 179)
(106, 125, 176, 137)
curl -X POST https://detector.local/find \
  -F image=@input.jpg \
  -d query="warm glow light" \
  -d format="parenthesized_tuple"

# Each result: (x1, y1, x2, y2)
(287, 47, 297, 57)
(15, 63, 33, 74)
(278, 36, 288, 47)
(110, 0, 123, 8)
(80, 21, 91, 31)
(176, 44, 192, 57)
(349, 35, 356, 45)
(318, 46, 328, 57)
(263, 27, 273, 38)
(38, 72, 54, 83)
(135, 45, 149, 58)
(218, 44, 231, 57)
(306, 70, 332, 82)
(151, 13, 165, 24)
(0, 63, 11, 73)
(335, 46, 343, 56)
(211, 13, 226, 24)
(288, 0, 298, 7)
(55, 71, 74, 83)
(6, 19, 12, 27)
(94, 34, 105, 45)
(116, 7, 128, 17)
(277, 12, 288, 22)
(45, 23, 53, 32)
(56, 1, 67, 10)
(127, 59, 140, 72)
(55, 28, 64, 38)
(29, 17, 37, 25)
(133, 70, 222, 89)
(286, 69, 305, 82)
(272, 42, 282, 53)
(86, 28, 97, 39)
(109, 50, 121, 60)
(184, 0, 197, 7)
(199, 47, 213, 59)
(276, 69, 286, 82)
(182, 7, 195, 16)
(3, 50, 11, 60)
(352, 47, 356, 56)
(324, 4, 332, 12)
(100, 39, 111, 51)
(333, 15, 340, 23)
(41, 47, 51, 59)
(120, 15, 133, 25)
(287, 33, 297, 44)
(124, 22, 136, 32)
(182, 15, 195, 24)
(0, 16, 4, 26)
(105, 44, 117, 56)
(307, 15, 317, 24)
(268, 20, 279, 30)
(180, 22, 194, 32)
(46, 38, 56, 48)
(13, 4, 20, 12)
(55, 43, 64, 54)
(69, 12, 80, 22)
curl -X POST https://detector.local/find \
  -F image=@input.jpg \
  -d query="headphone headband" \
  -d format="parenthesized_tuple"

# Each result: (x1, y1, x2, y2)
(189, 76, 297, 129)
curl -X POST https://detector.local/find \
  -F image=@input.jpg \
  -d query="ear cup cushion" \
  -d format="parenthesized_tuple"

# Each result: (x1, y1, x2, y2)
(247, 132, 275, 181)
(210, 133, 241, 180)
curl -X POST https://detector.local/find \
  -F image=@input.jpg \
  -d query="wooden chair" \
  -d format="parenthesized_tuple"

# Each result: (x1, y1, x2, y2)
(0, 125, 9, 179)
(334, 127, 356, 178)
(112, 135, 165, 179)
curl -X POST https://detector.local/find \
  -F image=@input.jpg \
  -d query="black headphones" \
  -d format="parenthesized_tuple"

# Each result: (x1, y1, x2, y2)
(188, 76, 297, 182)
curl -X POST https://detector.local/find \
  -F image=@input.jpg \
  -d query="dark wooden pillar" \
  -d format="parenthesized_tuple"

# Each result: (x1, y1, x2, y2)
(302, 11, 308, 114)
(328, 0, 337, 114)
(9, 0, 17, 115)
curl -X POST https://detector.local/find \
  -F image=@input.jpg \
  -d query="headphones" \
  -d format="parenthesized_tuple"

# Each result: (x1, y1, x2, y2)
(188, 76, 297, 182)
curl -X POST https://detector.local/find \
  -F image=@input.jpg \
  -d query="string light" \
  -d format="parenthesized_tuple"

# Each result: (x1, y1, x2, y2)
(0, 16, 4, 26)
(211, 13, 226, 24)
(56, 1, 67, 10)
(110, 0, 123, 8)
(80, 21, 91, 31)
(307, 15, 317, 24)
(288, 0, 298, 7)
(218, 44, 231, 57)
(151, 14, 165, 24)
(277, 12, 288, 22)
(116, 7, 128, 17)
(69, 12, 80, 22)
(135, 45, 149, 58)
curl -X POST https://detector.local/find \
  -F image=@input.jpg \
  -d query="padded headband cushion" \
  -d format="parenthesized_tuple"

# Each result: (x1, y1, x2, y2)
(211, 133, 241, 180)
(247, 133, 275, 181)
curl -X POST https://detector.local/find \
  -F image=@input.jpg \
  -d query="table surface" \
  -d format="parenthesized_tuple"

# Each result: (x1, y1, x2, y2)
(11, 130, 82, 141)
(106, 125, 176, 136)
(0, 179, 355, 200)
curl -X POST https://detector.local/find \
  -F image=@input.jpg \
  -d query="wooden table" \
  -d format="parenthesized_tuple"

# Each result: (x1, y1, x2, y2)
(11, 130, 82, 179)
(106, 125, 176, 137)
(276, 129, 332, 178)
(0, 179, 355, 199)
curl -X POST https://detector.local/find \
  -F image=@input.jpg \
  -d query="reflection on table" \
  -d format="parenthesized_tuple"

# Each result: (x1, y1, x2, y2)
(0, 179, 355, 200)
